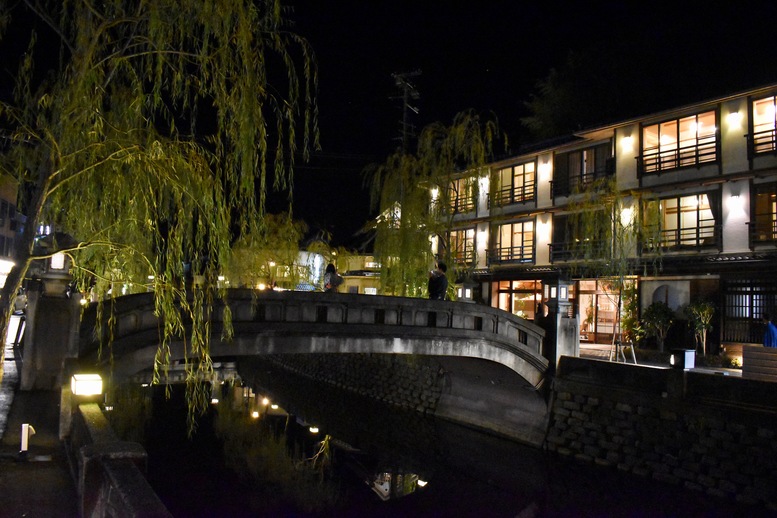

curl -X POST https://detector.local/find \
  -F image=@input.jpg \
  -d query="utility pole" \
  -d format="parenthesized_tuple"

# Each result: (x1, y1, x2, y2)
(391, 70, 421, 155)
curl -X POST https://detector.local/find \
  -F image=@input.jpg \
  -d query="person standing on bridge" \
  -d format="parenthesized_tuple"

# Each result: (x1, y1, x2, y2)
(324, 263, 343, 293)
(428, 261, 448, 300)
(763, 313, 777, 347)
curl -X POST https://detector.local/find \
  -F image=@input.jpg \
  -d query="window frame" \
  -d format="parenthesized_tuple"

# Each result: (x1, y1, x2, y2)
(448, 227, 476, 264)
(448, 177, 477, 214)
(750, 182, 777, 245)
(749, 95, 777, 156)
(491, 161, 536, 207)
(552, 142, 613, 198)
(490, 219, 535, 264)
(645, 192, 720, 250)
(639, 110, 718, 175)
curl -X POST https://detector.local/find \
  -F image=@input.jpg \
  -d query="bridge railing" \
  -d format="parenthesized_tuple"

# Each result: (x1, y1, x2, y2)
(79, 290, 547, 381)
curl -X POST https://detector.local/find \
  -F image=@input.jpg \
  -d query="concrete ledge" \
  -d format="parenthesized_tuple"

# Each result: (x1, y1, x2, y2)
(65, 401, 171, 518)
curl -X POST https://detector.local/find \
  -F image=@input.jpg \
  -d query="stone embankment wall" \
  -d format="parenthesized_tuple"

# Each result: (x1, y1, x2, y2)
(264, 353, 444, 414)
(547, 357, 777, 510)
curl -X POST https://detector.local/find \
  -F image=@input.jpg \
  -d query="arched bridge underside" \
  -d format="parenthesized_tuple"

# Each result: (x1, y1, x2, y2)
(78, 290, 549, 388)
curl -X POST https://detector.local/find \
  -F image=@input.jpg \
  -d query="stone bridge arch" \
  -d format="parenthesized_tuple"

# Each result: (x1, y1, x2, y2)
(78, 289, 548, 387)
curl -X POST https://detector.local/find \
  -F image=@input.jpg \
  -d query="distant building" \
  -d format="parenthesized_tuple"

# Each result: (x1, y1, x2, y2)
(340, 255, 381, 295)
(433, 83, 777, 351)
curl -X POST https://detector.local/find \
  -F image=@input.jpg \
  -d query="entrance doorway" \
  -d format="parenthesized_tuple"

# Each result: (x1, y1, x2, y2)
(577, 280, 620, 344)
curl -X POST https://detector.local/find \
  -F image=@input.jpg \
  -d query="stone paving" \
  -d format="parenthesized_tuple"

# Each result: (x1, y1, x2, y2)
(0, 315, 79, 517)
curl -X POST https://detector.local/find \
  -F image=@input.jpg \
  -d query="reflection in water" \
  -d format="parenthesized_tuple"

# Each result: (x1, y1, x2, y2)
(107, 357, 757, 517)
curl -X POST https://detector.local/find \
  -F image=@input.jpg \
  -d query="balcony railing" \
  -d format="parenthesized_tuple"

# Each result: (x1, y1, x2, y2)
(551, 163, 613, 199)
(450, 196, 476, 214)
(488, 244, 534, 265)
(451, 248, 475, 265)
(489, 182, 535, 208)
(747, 128, 777, 158)
(548, 239, 610, 263)
(638, 137, 717, 174)
(641, 222, 721, 252)
(748, 219, 777, 246)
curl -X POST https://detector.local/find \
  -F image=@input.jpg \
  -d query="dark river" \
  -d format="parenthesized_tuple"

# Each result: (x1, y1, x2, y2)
(109, 358, 759, 517)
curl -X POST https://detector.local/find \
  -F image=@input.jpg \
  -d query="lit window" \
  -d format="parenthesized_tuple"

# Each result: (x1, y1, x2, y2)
(492, 161, 536, 206)
(641, 111, 717, 173)
(752, 96, 777, 154)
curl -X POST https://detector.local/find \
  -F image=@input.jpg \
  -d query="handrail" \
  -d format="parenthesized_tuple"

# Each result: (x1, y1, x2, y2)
(78, 290, 548, 385)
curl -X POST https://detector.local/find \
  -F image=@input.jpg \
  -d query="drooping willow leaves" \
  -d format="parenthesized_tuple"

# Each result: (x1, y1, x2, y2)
(0, 0, 318, 427)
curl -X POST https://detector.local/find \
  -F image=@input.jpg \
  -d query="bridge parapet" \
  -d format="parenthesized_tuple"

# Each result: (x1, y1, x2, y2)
(79, 290, 548, 386)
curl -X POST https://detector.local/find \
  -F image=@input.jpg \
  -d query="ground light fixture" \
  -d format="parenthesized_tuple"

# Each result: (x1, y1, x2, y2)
(71, 374, 103, 396)
(670, 349, 695, 370)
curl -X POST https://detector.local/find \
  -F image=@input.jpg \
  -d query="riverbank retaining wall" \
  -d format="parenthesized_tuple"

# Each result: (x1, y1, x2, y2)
(263, 353, 444, 413)
(548, 356, 777, 510)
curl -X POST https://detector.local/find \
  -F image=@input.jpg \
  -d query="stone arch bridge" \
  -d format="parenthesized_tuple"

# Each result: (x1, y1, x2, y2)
(72, 289, 550, 444)
(77, 289, 548, 387)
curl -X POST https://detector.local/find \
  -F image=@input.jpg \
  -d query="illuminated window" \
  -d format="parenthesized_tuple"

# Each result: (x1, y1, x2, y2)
(492, 220, 534, 263)
(552, 142, 612, 197)
(448, 177, 476, 213)
(640, 111, 717, 173)
(751, 183, 777, 243)
(646, 193, 718, 249)
(751, 96, 777, 154)
(448, 228, 475, 263)
(492, 161, 535, 206)
(494, 280, 542, 320)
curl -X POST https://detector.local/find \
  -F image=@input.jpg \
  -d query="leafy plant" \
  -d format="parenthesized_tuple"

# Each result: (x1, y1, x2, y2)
(566, 177, 662, 351)
(685, 300, 715, 356)
(641, 301, 675, 352)
(0, 1, 318, 426)
(367, 110, 505, 297)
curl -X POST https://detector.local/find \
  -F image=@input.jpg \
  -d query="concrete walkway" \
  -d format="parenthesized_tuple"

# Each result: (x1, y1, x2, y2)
(0, 331, 79, 517)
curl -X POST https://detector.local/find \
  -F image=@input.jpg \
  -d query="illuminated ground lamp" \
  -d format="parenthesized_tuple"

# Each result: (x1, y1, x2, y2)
(71, 373, 103, 396)
(670, 349, 695, 370)
(210, 383, 220, 404)
(309, 426, 319, 434)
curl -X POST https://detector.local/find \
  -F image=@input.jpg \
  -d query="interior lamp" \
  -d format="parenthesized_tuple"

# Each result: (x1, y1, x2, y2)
(71, 374, 103, 396)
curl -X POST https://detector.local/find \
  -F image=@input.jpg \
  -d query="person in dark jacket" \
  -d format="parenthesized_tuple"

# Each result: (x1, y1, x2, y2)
(428, 261, 448, 300)
(324, 263, 343, 293)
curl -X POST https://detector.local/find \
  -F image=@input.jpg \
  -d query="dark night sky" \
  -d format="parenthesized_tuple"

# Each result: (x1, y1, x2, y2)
(285, 1, 777, 247)
(4, 2, 777, 247)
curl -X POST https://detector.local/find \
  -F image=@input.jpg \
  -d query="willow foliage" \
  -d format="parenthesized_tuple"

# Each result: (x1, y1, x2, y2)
(567, 176, 661, 344)
(368, 110, 502, 297)
(0, 0, 318, 421)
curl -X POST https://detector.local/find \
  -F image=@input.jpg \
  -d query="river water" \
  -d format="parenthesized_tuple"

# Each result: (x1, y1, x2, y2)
(113, 358, 756, 517)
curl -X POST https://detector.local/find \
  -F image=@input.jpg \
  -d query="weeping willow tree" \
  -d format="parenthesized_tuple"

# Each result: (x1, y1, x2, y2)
(367, 110, 503, 297)
(0, 0, 318, 417)
(567, 176, 661, 348)
(222, 212, 307, 289)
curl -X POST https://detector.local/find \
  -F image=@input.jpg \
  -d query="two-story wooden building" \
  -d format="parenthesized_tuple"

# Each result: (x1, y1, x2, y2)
(437, 84, 777, 351)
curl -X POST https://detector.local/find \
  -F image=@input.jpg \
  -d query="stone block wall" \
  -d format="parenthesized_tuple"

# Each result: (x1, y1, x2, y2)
(547, 357, 777, 510)
(263, 353, 444, 414)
